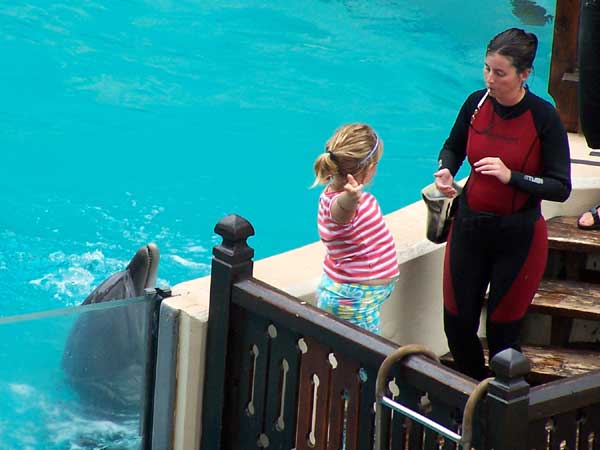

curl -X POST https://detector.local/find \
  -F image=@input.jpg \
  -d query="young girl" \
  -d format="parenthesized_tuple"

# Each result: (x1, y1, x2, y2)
(312, 123, 399, 334)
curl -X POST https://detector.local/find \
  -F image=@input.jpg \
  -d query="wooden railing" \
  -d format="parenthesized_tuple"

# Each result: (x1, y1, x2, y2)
(527, 372, 600, 449)
(199, 215, 600, 450)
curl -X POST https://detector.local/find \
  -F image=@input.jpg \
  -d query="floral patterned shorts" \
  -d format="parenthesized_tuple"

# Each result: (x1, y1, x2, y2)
(316, 274, 396, 334)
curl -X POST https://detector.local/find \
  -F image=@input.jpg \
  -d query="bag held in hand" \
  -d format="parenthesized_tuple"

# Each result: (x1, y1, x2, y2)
(421, 182, 462, 244)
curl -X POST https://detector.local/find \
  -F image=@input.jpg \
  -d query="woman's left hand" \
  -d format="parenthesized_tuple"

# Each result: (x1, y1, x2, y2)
(473, 157, 511, 184)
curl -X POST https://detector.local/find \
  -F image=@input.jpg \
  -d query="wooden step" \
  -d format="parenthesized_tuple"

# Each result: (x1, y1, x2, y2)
(519, 344, 600, 380)
(531, 279, 600, 320)
(441, 344, 600, 383)
(547, 215, 600, 253)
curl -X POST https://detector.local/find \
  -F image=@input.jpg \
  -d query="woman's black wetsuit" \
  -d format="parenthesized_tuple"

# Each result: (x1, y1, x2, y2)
(439, 88, 571, 380)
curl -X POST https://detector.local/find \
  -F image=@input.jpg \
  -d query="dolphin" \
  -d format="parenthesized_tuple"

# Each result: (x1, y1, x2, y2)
(61, 243, 160, 417)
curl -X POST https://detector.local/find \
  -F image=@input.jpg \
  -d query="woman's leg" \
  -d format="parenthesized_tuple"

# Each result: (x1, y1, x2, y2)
(443, 220, 491, 380)
(486, 218, 547, 363)
(443, 309, 488, 380)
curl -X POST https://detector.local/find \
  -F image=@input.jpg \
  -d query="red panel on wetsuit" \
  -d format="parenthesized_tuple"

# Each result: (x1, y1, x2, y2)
(489, 218, 548, 322)
(466, 102, 542, 214)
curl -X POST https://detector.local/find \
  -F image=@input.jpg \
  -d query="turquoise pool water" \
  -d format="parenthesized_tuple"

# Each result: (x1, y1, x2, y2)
(2, 1, 556, 316)
(0, 297, 153, 449)
(1, 1, 555, 446)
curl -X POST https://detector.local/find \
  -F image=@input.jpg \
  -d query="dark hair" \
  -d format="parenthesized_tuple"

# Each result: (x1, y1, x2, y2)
(486, 28, 538, 73)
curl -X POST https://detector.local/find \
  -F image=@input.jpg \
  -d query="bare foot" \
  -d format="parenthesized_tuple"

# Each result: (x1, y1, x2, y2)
(578, 206, 600, 227)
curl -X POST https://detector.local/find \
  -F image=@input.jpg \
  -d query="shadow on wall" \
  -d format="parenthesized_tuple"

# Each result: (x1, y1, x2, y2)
(511, 0, 553, 25)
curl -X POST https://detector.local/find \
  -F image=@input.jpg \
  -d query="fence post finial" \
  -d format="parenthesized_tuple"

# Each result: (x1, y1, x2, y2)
(487, 348, 530, 450)
(213, 214, 255, 264)
(200, 214, 255, 450)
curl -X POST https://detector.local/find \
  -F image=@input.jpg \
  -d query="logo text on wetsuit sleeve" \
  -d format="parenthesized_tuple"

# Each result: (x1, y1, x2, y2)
(524, 175, 543, 184)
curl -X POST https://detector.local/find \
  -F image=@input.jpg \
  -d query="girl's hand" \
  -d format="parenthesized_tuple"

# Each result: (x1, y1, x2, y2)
(343, 174, 363, 202)
(473, 157, 511, 184)
(332, 174, 363, 224)
(433, 168, 457, 197)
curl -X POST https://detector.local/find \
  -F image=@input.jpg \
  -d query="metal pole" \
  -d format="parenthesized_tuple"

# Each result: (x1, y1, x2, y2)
(141, 286, 171, 450)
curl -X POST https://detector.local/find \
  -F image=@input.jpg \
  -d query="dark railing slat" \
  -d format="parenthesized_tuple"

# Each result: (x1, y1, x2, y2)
(406, 418, 425, 450)
(389, 396, 407, 450)
(327, 353, 361, 450)
(344, 360, 362, 450)
(263, 323, 301, 450)
(527, 418, 551, 450)
(550, 412, 578, 450)
(226, 307, 270, 449)
(426, 400, 460, 450)
(357, 366, 377, 450)
(325, 371, 345, 450)
(393, 370, 423, 450)
(295, 336, 331, 450)
(389, 411, 407, 450)
(244, 314, 271, 448)
(222, 305, 248, 450)
(579, 404, 600, 450)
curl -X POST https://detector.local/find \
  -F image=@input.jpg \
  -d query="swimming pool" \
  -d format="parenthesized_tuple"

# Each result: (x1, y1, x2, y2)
(1, 1, 555, 446)
(1, 0, 556, 317)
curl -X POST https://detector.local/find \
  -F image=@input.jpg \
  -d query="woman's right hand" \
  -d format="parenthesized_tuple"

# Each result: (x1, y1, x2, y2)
(434, 168, 457, 197)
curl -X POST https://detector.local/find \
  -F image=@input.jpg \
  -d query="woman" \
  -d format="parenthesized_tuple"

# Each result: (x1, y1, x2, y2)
(434, 28, 571, 380)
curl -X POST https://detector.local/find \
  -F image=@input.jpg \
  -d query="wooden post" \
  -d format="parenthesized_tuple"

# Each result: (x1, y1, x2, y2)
(199, 214, 255, 450)
(548, 0, 581, 132)
(579, 0, 600, 148)
(487, 349, 531, 450)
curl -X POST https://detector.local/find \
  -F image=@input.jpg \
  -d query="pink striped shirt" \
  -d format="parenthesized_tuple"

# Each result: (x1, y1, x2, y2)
(317, 189, 399, 284)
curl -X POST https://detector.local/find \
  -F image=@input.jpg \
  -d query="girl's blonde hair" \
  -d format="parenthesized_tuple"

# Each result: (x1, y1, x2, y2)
(312, 123, 383, 187)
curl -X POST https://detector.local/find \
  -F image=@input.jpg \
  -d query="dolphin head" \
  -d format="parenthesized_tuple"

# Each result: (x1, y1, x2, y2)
(62, 243, 161, 416)
(81, 243, 160, 305)
(126, 242, 159, 297)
